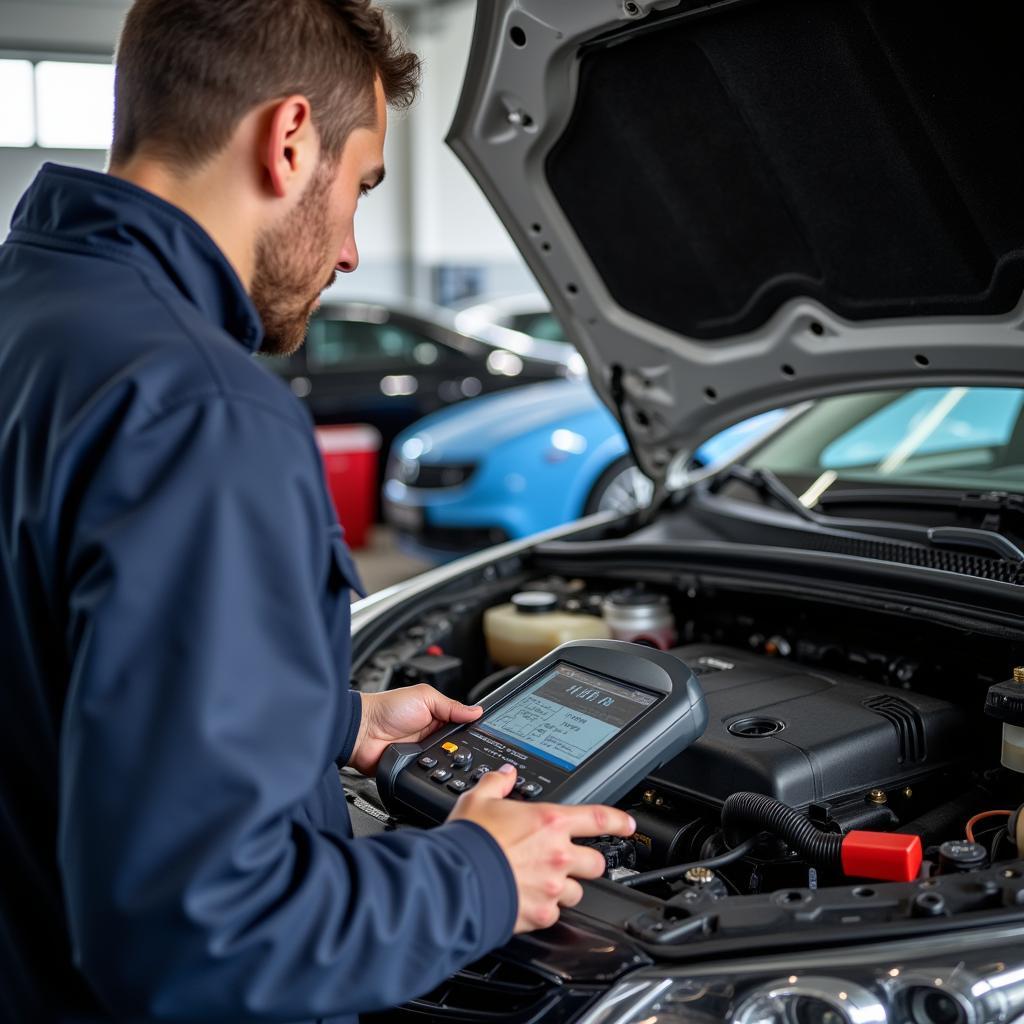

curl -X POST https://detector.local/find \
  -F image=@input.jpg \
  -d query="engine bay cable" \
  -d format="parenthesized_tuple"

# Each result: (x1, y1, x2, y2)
(965, 809, 1012, 843)
(619, 835, 759, 888)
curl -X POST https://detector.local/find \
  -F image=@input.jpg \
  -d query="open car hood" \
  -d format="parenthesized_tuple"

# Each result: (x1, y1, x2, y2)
(448, 0, 1024, 488)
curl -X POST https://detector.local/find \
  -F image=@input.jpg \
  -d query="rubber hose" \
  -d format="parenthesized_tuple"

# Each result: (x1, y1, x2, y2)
(722, 792, 843, 868)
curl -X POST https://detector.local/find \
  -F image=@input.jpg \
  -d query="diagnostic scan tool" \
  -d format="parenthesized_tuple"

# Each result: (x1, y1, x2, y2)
(378, 639, 708, 823)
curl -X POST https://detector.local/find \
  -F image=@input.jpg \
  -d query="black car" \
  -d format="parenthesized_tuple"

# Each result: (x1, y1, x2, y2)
(263, 298, 579, 465)
(347, 1, 1024, 1021)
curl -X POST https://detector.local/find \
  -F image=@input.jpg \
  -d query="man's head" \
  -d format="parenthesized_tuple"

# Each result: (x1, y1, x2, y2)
(111, 0, 419, 354)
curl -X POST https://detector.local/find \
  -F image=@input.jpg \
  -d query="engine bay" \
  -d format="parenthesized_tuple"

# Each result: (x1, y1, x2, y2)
(350, 565, 1024, 930)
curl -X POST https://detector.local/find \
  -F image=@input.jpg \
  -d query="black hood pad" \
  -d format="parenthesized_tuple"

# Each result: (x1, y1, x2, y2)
(546, 0, 1024, 340)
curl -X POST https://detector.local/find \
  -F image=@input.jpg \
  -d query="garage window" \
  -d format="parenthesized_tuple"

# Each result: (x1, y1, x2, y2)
(0, 58, 114, 150)
(35, 61, 115, 149)
(0, 60, 35, 147)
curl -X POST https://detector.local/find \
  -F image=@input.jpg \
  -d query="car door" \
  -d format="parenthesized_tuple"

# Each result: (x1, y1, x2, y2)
(301, 316, 428, 429)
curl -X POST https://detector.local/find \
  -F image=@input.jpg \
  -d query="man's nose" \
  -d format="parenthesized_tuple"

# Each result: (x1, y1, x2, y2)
(336, 237, 359, 274)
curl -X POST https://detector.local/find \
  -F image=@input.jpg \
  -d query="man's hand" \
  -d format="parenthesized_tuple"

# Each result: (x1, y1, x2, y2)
(448, 765, 636, 934)
(348, 685, 482, 777)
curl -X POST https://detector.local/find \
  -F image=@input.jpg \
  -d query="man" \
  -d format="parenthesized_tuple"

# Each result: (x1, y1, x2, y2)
(0, 1, 635, 1021)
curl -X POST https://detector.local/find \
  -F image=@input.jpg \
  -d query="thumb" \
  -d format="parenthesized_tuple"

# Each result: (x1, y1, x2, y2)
(424, 687, 482, 724)
(474, 763, 518, 798)
(448, 700, 484, 723)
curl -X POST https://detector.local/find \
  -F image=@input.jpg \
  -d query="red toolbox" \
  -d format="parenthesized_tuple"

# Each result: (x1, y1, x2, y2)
(315, 425, 381, 550)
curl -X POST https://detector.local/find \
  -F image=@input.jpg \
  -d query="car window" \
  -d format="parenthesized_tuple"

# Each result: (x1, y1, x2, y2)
(747, 387, 1024, 490)
(507, 311, 566, 343)
(307, 319, 438, 370)
(820, 388, 1024, 469)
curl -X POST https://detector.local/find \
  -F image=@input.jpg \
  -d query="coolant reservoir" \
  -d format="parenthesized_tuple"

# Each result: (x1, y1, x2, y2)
(484, 591, 611, 667)
(1003, 724, 1024, 773)
(984, 668, 1024, 773)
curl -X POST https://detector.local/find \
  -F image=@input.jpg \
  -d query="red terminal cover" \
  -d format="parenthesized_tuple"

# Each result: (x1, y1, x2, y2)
(841, 831, 923, 882)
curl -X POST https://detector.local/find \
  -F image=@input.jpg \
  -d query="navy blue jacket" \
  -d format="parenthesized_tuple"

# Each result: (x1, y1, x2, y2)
(0, 164, 516, 1023)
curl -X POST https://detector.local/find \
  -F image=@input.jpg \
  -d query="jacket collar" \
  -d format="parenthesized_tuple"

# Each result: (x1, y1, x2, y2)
(8, 163, 264, 352)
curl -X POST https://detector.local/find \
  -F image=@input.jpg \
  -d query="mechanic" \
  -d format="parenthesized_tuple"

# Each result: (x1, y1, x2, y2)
(0, 1, 635, 1021)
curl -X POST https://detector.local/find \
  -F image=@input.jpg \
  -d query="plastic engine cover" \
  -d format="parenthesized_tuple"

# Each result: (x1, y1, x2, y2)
(650, 644, 963, 808)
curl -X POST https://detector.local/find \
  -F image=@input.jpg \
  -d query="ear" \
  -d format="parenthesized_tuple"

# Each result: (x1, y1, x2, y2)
(261, 95, 316, 199)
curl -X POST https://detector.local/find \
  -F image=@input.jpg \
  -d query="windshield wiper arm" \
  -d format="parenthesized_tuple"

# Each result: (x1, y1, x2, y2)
(927, 526, 1024, 563)
(817, 487, 1024, 515)
(708, 464, 820, 524)
(817, 488, 1024, 561)
(710, 472, 1024, 563)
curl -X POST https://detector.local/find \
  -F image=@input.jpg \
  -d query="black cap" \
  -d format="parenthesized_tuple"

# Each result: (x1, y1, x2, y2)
(937, 839, 988, 874)
(511, 591, 559, 615)
(984, 678, 1024, 726)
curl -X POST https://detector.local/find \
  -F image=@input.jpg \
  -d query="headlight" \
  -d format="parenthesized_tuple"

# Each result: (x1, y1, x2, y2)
(576, 926, 1024, 1024)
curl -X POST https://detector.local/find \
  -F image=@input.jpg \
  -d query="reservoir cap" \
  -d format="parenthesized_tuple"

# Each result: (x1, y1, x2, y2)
(511, 591, 559, 615)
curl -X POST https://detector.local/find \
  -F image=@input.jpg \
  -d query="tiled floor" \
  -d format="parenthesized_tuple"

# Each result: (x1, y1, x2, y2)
(351, 526, 434, 596)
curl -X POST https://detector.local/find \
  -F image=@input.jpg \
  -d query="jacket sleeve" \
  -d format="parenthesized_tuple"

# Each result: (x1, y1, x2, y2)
(59, 395, 517, 1020)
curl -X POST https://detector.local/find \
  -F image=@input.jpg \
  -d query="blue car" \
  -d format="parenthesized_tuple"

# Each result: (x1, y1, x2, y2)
(382, 378, 785, 561)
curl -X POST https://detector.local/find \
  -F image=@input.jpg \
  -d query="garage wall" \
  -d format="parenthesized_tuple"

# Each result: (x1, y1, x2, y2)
(0, 0, 129, 53)
(0, 0, 538, 307)
(0, 147, 105, 233)
(407, 0, 536, 301)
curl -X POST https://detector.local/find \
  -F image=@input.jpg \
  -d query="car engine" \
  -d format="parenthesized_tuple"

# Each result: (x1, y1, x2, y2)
(351, 571, 1024, 902)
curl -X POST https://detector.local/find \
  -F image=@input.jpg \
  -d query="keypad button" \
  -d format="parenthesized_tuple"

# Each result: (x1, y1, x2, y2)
(471, 766, 491, 781)
(514, 776, 526, 790)
(520, 782, 543, 799)
(452, 750, 473, 769)
(430, 768, 452, 783)
(447, 779, 468, 794)
(441, 741, 459, 754)
(418, 756, 438, 770)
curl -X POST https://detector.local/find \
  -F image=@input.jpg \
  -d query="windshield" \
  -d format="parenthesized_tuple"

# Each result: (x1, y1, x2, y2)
(745, 387, 1024, 495)
(506, 311, 567, 344)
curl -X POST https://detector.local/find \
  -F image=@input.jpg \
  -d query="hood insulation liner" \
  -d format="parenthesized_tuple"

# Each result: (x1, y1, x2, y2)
(546, 0, 1024, 340)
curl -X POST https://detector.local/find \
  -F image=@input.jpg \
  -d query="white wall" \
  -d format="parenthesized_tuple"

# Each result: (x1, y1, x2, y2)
(0, 147, 104, 235)
(0, 0, 130, 54)
(412, 0, 517, 263)
(408, 0, 536, 298)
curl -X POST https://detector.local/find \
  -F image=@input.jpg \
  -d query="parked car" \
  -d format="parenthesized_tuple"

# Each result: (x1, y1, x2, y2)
(261, 298, 579, 479)
(383, 377, 786, 560)
(351, 2, 1024, 1021)
(454, 291, 571, 348)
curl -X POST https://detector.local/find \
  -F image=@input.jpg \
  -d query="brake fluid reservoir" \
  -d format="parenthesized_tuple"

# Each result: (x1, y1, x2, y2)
(484, 591, 611, 667)
(601, 587, 677, 650)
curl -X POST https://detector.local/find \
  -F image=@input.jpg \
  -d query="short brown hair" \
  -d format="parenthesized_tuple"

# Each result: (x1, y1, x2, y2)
(111, 0, 420, 169)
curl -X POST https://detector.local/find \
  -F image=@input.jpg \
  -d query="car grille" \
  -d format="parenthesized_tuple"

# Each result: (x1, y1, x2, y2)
(362, 953, 596, 1023)
(396, 459, 477, 489)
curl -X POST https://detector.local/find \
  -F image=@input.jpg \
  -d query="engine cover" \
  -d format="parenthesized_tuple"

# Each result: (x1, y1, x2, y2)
(649, 644, 963, 808)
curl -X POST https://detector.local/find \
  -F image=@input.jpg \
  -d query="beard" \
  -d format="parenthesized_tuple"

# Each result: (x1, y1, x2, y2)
(251, 162, 338, 357)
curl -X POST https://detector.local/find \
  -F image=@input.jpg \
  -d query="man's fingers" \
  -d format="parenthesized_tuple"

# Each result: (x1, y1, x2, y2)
(419, 684, 483, 723)
(567, 843, 608, 880)
(468, 763, 517, 799)
(562, 804, 637, 839)
(557, 878, 584, 908)
(448, 701, 483, 723)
